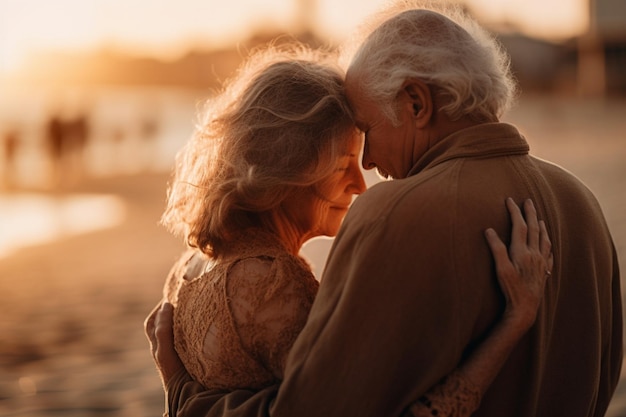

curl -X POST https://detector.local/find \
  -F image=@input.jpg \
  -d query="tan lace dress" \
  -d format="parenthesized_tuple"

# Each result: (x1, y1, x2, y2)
(164, 229, 318, 390)
(163, 228, 480, 416)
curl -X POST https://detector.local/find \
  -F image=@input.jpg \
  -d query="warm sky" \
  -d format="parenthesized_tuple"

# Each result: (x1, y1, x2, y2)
(0, 0, 589, 74)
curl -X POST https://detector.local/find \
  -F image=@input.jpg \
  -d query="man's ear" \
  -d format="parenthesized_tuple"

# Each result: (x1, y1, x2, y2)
(401, 79, 433, 129)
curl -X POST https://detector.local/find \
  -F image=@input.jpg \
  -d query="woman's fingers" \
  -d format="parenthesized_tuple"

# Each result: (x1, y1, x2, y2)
(523, 199, 540, 250)
(144, 302, 161, 356)
(154, 303, 175, 353)
(485, 199, 555, 329)
(539, 221, 552, 260)
(151, 302, 185, 385)
(539, 220, 554, 274)
(145, 302, 177, 365)
(505, 198, 527, 257)
(484, 228, 507, 265)
(484, 228, 515, 290)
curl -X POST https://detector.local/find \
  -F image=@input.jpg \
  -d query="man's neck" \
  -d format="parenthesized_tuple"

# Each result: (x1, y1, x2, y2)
(427, 112, 497, 148)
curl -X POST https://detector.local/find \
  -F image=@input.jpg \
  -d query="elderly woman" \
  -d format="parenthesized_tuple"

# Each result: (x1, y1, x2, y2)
(160, 45, 366, 390)
(146, 44, 552, 416)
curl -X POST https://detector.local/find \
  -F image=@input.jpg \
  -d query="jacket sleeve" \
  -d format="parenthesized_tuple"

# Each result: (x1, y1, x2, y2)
(166, 355, 483, 417)
(166, 369, 277, 417)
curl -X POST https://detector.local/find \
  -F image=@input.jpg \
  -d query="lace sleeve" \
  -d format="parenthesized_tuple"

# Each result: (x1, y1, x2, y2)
(226, 255, 317, 380)
(163, 249, 209, 306)
(409, 370, 481, 417)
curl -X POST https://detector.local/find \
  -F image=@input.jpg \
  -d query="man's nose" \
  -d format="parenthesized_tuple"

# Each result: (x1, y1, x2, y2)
(361, 151, 376, 170)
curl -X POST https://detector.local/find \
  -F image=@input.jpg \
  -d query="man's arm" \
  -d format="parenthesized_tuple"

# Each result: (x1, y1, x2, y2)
(149, 203, 485, 416)
(148, 210, 452, 417)
(167, 369, 277, 417)
(148, 193, 544, 417)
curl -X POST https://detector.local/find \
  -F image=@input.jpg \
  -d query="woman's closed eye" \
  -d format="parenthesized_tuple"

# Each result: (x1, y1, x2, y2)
(336, 153, 359, 171)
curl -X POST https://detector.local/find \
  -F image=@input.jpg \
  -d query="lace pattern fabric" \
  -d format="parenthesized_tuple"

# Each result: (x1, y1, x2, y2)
(163, 229, 319, 391)
(410, 370, 481, 417)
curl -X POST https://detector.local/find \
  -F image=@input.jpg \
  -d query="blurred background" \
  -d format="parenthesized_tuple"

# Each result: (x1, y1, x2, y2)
(0, 0, 624, 415)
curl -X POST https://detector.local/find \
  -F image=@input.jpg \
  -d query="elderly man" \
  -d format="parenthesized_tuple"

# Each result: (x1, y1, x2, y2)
(146, 6, 622, 417)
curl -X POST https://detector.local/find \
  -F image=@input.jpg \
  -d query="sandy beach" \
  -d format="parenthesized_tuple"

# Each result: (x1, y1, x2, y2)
(0, 95, 625, 416)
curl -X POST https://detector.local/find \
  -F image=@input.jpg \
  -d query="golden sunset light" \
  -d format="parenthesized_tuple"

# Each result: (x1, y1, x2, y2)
(1, 0, 625, 416)
(1, 0, 589, 75)
(466, 0, 588, 38)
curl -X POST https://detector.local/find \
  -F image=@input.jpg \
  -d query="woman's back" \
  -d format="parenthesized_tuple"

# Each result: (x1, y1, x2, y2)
(164, 229, 319, 390)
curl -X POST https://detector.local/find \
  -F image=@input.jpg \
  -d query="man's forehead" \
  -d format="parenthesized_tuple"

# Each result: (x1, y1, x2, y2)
(344, 78, 370, 128)
(344, 72, 364, 103)
(346, 98, 366, 129)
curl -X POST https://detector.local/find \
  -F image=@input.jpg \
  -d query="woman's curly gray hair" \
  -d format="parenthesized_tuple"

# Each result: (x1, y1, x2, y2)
(342, 1, 517, 124)
(162, 44, 356, 257)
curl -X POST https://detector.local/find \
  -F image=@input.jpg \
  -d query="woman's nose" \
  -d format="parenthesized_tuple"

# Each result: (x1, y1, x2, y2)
(349, 169, 367, 195)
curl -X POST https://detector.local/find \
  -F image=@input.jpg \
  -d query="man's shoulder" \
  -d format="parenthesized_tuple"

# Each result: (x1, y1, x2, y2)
(344, 175, 456, 240)
(352, 174, 454, 215)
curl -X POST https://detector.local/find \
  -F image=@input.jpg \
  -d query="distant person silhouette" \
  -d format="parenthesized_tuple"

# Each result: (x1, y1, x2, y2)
(1, 130, 20, 189)
(66, 114, 90, 178)
(46, 115, 65, 187)
(45, 113, 90, 187)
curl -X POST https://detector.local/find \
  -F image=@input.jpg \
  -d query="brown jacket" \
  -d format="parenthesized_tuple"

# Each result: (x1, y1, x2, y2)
(166, 123, 622, 417)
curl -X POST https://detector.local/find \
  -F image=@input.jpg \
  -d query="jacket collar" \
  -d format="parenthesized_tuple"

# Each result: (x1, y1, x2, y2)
(407, 122, 530, 177)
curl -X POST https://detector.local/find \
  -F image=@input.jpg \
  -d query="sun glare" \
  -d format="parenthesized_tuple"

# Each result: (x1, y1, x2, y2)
(0, 194, 127, 259)
(0, 0, 590, 77)
(0, 44, 24, 74)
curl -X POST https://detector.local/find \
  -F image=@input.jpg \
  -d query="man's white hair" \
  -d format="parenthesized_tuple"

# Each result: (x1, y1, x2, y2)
(341, 0, 517, 124)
